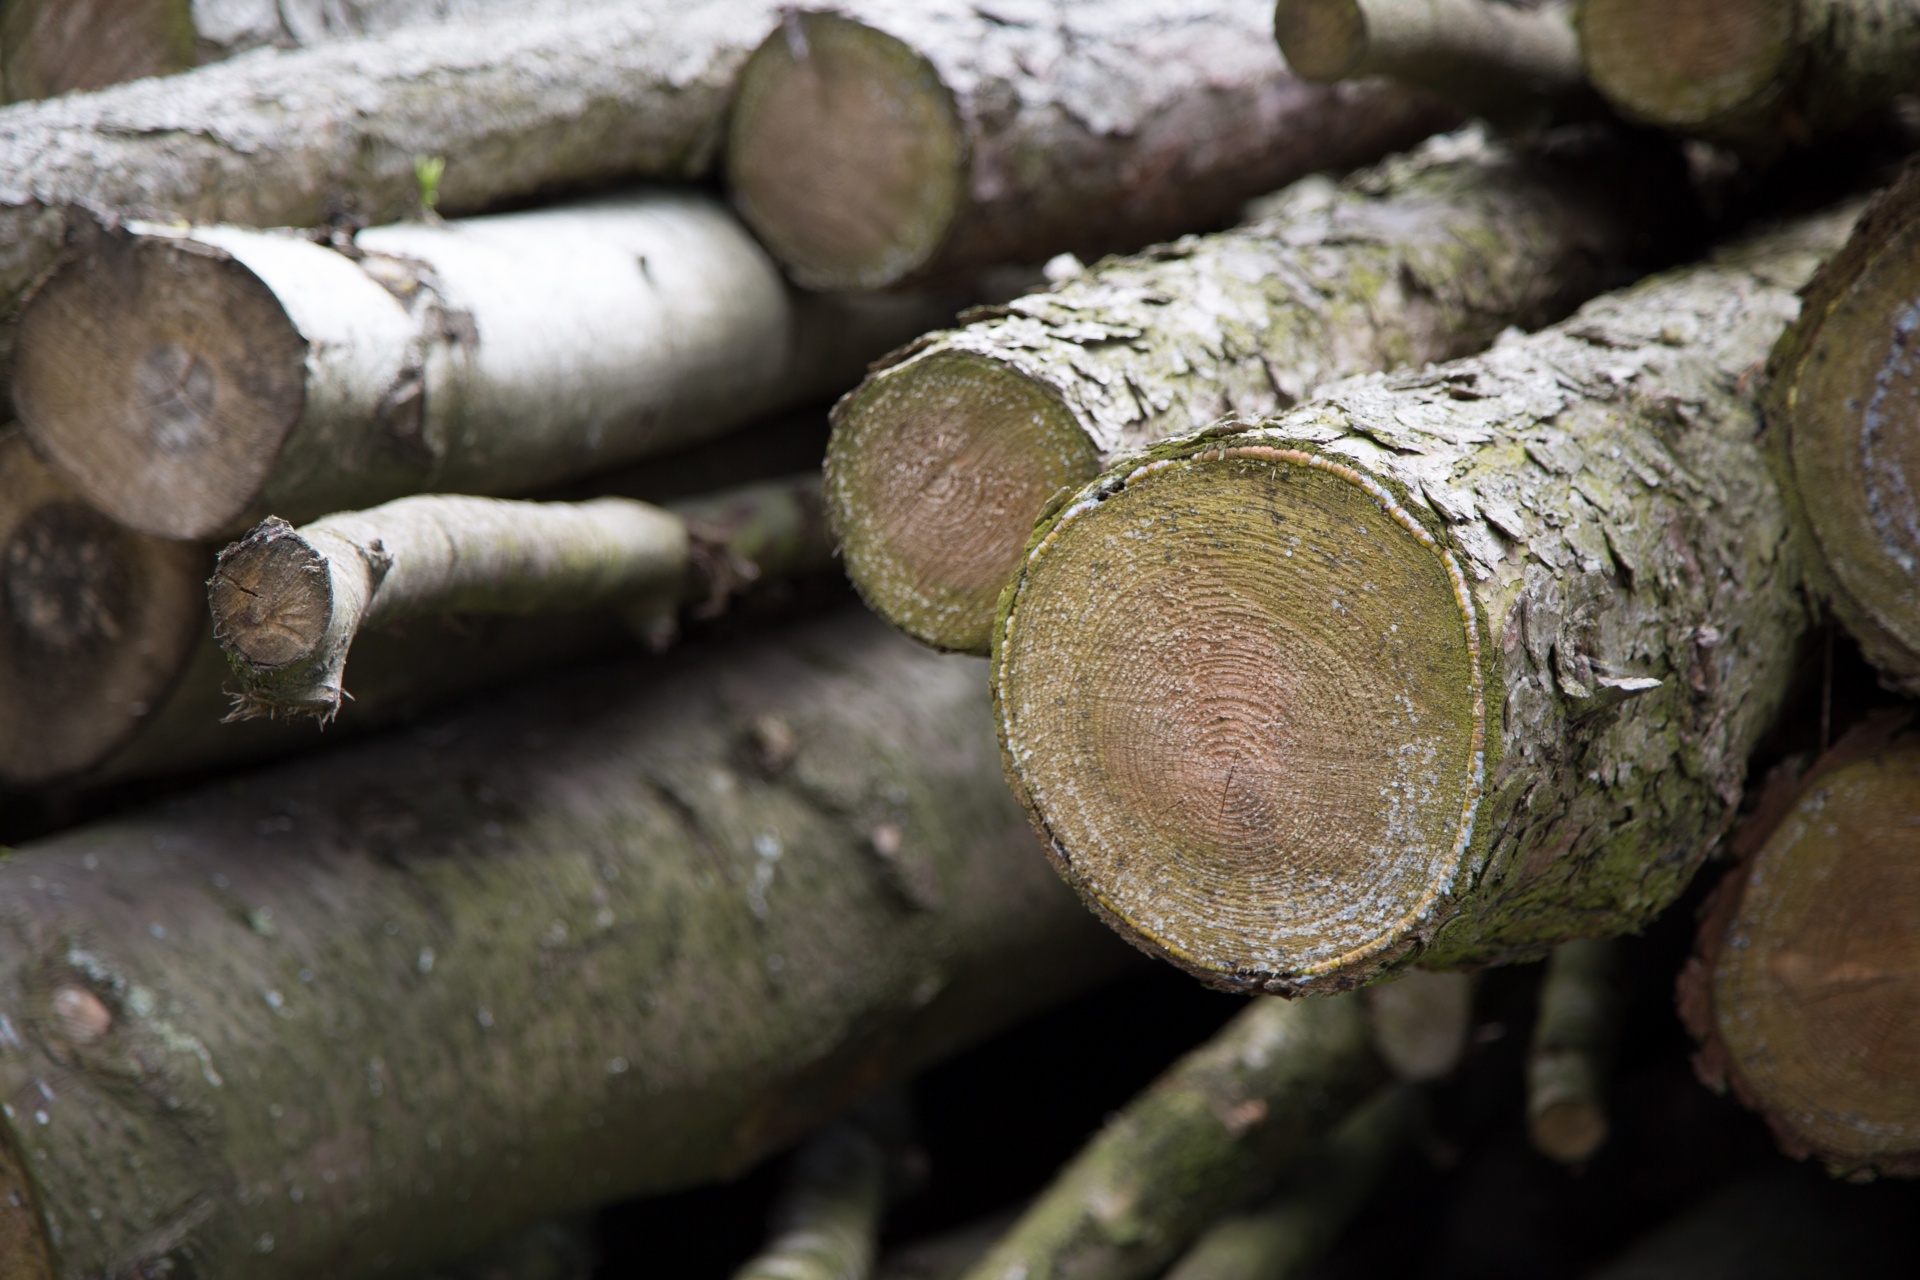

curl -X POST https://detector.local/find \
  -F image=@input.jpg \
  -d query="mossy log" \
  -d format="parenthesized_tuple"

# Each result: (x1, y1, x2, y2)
(1161, 1086, 1411, 1280)
(1273, 0, 1593, 125)
(961, 994, 1384, 1280)
(993, 207, 1857, 995)
(0, 0, 786, 398)
(1578, 0, 1920, 147)
(15, 196, 945, 542)
(0, 608, 1132, 1280)
(828, 126, 1697, 653)
(1527, 937, 1623, 1162)
(1765, 160, 1920, 695)
(1678, 713, 1920, 1177)
(724, 0, 1450, 292)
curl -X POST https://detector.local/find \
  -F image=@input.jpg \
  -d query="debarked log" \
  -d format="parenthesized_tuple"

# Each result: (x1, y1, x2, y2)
(0, 608, 1134, 1280)
(15, 193, 949, 541)
(827, 125, 1698, 653)
(992, 205, 1859, 994)
(724, 0, 1450, 291)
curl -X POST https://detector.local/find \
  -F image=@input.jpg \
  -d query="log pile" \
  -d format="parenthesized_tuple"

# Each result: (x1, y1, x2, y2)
(4, 0, 1920, 1276)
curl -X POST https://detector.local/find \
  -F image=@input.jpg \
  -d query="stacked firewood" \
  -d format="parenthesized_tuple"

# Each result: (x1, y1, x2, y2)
(1, 0, 1917, 1277)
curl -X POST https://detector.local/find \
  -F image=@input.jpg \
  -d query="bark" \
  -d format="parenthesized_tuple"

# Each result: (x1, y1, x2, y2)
(415, 1219, 595, 1280)
(1578, 0, 1920, 147)
(1363, 970, 1474, 1081)
(828, 125, 1700, 653)
(993, 206, 1857, 995)
(0, 0, 786, 402)
(724, 0, 1452, 292)
(0, 608, 1134, 1280)
(15, 196, 948, 542)
(959, 994, 1385, 1280)
(1677, 712, 1920, 1177)
(732, 1098, 911, 1280)
(1526, 937, 1622, 1162)
(1764, 160, 1920, 694)
(1160, 1086, 1411, 1280)
(1273, 0, 1595, 125)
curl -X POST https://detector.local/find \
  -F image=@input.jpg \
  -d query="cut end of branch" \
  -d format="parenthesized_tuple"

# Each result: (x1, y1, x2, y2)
(13, 228, 308, 540)
(994, 439, 1485, 993)
(828, 351, 1097, 655)
(727, 10, 966, 290)
(1528, 1091, 1608, 1164)
(209, 516, 336, 672)
(1273, 0, 1369, 82)
(1579, 0, 1793, 129)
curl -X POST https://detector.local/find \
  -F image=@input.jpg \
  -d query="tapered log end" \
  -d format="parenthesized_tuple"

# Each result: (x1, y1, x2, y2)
(1272, 0, 1368, 82)
(208, 517, 337, 708)
(994, 439, 1486, 993)
(0, 433, 204, 784)
(1528, 1094, 1608, 1164)
(14, 230, 308, 541)
(828, 352, 1097, 655)
(1701, 742, 1920, 1176)
(727, 11, 966, 291)
(1579, 0, 1792, 129)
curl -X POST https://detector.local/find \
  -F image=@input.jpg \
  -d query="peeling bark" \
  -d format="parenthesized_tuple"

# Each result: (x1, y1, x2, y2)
(993, 206, 1857, 994)
(0, 609, 1132, 1280)
(1527, 937, 1622, 1162)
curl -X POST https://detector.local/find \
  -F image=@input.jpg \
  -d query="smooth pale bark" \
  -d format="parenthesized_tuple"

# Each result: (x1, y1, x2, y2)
(960, 995, 1384, 1280)
(0, 609, 1133, 1280)
(828, 126, 1698, 653)
(1527, 937, 1622, 1162)
(993, 207, 1855, 994)
(725, 0, 1449, 291)
(1161, 1087, 1411, 1280)
(1578, 0, 1920, 146)
(1363, 970, 1474, 1081)
(15, 194, 947, 540)
(0, 0, 785, 400)
(1765, 161, 1920, 695)
(1274, 0, 1593, 124)
(1679, 713, 1920, 1177)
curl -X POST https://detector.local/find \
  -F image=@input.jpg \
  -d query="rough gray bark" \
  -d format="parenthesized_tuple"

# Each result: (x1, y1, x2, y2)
(1526, 937, 1622, 1162)
(993, 206, 1856, 995)
(1274, 0, 1594, 124)
(0, 608, 1133, 1280)
(16, 195, 948, 540)
(960, 995, 1383, 1280)
(827, 125, 1699, 653)
(0, 0, 785, 399)
(725, 0, 1451, 291)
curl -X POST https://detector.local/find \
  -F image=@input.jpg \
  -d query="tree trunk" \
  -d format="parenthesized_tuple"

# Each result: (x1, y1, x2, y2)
(1579, 0, 1920, 147)
(1160, 1086, 1411, 1280)
(0, 608, 1134, 1280)
(1273, 0, 1594, 125)
(1678, 712, 1920, 1177)
(1764, 160, 1920, 695)
(992, 205, 1857, 995)
(1527, 937, 1622, 1163)
(0, 0, 785, 399)
(826, 125, 1698, 653)
(724, 0, 1452, 292)
(16, 195, 949, 541)
(960, 994, 1384, 1280)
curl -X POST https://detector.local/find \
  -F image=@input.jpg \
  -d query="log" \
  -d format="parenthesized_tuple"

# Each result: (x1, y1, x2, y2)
(0, 0, 786, 397)
(1764, 160, 1920, 695)
(1160, 1086, 1411, 1280)
(960, 994, 1384, 1280)
(1678, 713, 1920, 1176)
(1272, 0, 1593, 124)
(1364, 970, 1474, 1081)
(723, 0, 1451, 292)
(418, 1219, 595, 1280)
(992, 205, 1859, 995)
(1527, 937, 1623, 1163)
(0, 608, 1134, 1280)
(732, 1098, 911, 1280)
(1578, 0, 1920, 146)
(15, 195, 949, 542)
(828, 125, 1699, 653)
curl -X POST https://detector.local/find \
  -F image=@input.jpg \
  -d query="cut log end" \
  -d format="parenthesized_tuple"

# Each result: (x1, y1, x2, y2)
(1528, 1092, 1608, 1165)
(1704, 743, 1920, 1174)
(1272, 0, 1369, 82)
(995, 444, 1484, 993)
(727, 11, 965, 291)
(828, 352, 1097, 655)
(1579, 0, 1793, 128)
(0, 432, 204, 784)
(208, 518, 336, 673)
(14, 231, 308, 541)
